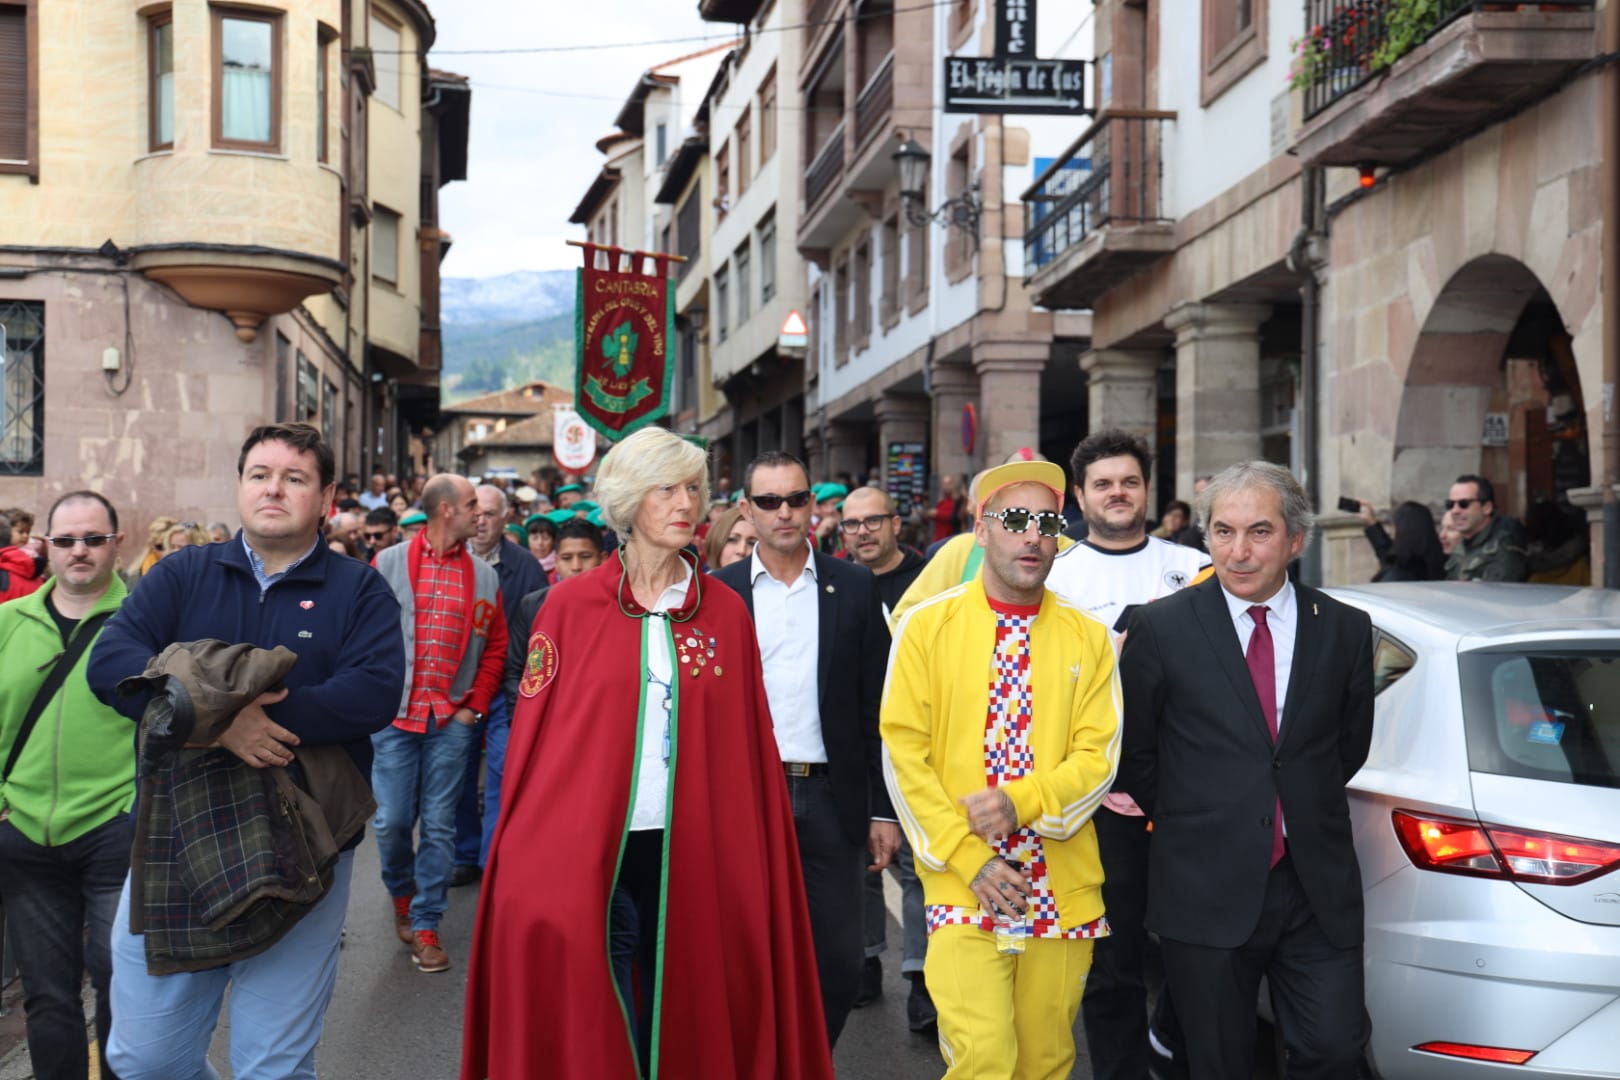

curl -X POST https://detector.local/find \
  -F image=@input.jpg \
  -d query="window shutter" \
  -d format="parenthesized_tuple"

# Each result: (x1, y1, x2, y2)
(0, 10, 27, 162)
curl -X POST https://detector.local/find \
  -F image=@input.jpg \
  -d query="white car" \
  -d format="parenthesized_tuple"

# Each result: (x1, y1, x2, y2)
(1324, 583, 1620, 1078)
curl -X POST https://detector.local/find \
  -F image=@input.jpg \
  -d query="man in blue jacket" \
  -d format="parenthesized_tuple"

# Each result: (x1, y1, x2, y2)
(88, 423, 405, 1080)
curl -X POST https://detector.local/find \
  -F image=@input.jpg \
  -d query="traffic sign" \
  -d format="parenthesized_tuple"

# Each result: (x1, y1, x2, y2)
(779, 310, 808, 350)
(943, 56, 1087, 115)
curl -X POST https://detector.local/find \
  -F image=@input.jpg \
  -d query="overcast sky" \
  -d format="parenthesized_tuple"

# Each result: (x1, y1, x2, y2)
(433, 3, 730, 281)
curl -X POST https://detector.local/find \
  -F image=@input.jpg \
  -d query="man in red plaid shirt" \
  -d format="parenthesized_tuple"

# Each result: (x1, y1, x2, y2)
(372, 474, 508, 973)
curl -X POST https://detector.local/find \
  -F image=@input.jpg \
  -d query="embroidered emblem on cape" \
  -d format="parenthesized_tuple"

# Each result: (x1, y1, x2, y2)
(678, 627, 718, 679)
(519, 630, 559, 698)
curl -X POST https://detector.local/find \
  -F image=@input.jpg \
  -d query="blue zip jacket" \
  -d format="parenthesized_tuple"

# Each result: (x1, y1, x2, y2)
(88, 535, 405, 784)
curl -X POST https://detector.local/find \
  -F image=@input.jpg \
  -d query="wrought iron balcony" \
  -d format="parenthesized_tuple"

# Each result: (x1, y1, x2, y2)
(854, 52, 894, 151)
(805, 120, 846, 214)
(1293, 0, 1597, 166)
(1023, 110, 1175, 312)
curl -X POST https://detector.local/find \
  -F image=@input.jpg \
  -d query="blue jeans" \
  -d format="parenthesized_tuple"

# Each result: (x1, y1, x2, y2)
(480, 695, 510, 867)
(0, 814, 131, 1080)
(451, 692, 510, 869)
(371, 717, 477, 931)
(861, 835, 927, 974)
(106, 851, 354, 1080)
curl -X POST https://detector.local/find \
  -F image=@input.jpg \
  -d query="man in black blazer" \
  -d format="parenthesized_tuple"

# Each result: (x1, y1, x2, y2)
(1118, 461, 1374, 1080)
(713, 450, 900, 1047)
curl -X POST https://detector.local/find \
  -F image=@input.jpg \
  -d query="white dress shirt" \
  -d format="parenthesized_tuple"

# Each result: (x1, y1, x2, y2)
(749, 546, 827, 763)
(1220, 579, 1297, 733)
(630, 566, 694, 831)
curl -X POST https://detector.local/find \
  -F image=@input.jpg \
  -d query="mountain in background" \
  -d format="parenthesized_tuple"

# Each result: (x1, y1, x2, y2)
(440, 270, 577, 403)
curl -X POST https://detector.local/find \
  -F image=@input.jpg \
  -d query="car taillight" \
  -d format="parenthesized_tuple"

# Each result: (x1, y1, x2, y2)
(1413, 1041, 1536, 1065)
(1392, 810, 1620, 885)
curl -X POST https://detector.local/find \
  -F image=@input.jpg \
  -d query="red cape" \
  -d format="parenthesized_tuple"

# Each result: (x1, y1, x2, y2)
(461, 554, 832, 1080)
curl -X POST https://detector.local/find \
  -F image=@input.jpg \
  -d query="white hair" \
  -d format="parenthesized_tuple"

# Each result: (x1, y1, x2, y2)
(594, 427, 710, 534)
(1195, 461, 1316, 541)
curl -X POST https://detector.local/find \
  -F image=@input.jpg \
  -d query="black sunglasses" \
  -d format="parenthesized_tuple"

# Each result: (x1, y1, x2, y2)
(981, 508, 1066, 538)
(1444, 498, 1477, 510)
(749, 490, 814, 511)
(43, 534, 117, 549)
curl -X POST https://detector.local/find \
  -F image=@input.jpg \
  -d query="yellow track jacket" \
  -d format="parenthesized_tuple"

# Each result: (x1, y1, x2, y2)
(881, 576, 1122, 930)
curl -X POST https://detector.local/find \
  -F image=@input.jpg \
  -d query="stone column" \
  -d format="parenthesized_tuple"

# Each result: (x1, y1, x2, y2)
(1081, 347, 1166, 504)
(1163, 302, 1271, 501)
(802, 427, 827, 484)
(929, 358, 980, 488)
(873, 395, 931, 490)
(825, 420, 869, 485)
(973, 342, 1050, 468)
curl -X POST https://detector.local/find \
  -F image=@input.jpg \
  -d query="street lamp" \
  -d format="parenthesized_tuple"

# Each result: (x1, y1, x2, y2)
(892, 136, 981, 251)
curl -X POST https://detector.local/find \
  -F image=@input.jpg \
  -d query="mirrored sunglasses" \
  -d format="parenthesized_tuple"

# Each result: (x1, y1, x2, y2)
(749, 490, 814, 511)
(981, 508, 1065, 538)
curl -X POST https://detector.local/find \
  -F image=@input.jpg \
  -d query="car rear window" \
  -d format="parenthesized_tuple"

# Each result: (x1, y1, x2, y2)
(1459, 649, 1620, 790)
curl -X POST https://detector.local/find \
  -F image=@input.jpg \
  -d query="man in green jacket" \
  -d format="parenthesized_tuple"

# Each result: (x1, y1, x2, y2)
(0, 490, 133, 1080)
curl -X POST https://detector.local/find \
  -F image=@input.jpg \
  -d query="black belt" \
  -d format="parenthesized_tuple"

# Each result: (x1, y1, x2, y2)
(783, 762, 828, 777)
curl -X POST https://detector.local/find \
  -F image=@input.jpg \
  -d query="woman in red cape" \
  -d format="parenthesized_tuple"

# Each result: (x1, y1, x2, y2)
(461, 428, 832, 1080)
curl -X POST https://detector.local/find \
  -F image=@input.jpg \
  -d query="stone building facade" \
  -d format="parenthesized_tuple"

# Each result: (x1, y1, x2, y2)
(0, 0, 467, 540)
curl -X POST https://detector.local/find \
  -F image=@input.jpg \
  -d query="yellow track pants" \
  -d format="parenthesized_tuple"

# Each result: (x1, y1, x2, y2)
(924, 924, 1094, 1080)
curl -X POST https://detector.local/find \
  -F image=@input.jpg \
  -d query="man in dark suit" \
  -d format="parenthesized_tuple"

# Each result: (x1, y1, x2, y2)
(1118, 461, 1374, 1080)
(713, 450, 900, 1047)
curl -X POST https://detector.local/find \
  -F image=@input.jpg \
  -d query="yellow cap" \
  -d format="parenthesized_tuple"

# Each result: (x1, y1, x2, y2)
(975, 460, 1067, 518)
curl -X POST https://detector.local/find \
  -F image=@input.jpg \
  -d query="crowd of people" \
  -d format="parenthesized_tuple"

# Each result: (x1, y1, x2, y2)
(0, 418, 1594, 1080)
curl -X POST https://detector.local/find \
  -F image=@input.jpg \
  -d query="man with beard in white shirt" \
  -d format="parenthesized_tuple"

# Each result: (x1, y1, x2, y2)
(1045, 430, 1208, 1080)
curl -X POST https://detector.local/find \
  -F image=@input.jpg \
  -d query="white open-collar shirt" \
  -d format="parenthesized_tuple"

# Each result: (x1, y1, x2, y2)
(749, 545, 827, 763)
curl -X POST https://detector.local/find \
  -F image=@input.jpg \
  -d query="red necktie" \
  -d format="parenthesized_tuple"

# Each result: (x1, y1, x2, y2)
(1245, 606, 1287, 869)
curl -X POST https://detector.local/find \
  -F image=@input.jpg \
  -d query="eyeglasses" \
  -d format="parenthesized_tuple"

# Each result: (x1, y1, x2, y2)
(43, 534, 117, 549)
(749, 490, 813, 511)
(1444, 498, 1477, 510)
(840, 514, 897, 534)
(981, 508, 1066, 538)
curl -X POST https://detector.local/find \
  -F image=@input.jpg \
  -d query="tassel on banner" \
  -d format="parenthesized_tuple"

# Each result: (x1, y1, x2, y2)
(567, 240, 683, 280)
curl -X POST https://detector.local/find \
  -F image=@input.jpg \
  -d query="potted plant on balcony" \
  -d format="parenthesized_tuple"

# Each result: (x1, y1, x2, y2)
(1371, 0, 1446, 71)
(1287, 28, 1331, 92)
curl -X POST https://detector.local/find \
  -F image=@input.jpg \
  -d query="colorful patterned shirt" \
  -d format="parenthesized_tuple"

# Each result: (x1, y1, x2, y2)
(925, 598, 1110, 941)
(397, 536, 471, 733)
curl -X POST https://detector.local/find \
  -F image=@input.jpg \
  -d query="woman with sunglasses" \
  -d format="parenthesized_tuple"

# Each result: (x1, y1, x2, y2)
(462, 426, 832, 1080)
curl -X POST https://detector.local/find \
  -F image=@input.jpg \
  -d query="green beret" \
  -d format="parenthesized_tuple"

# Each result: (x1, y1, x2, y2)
(523, 513, 549, 529)
(728, 490, 741, 504)
(586, 509, 606, 528)
(504, 523, 527, 544)
(571, 499, 599, 514)
(544, 509, 576, 526)
(555, 483, 584, 496)
(815, 483, 848, 503)
(399, 510, 428, 526)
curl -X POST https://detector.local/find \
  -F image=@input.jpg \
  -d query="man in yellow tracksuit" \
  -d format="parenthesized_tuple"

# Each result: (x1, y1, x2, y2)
(882, 459, 1121, 1080)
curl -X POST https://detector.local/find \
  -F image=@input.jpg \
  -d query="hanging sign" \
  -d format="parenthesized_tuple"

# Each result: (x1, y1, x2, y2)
(574, 243, 677, 440)
(553, 408, 596, 471)
(943, 0, 1089, 116)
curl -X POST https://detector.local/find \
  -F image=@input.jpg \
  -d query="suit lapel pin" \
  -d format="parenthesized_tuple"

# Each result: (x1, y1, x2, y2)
(825, 584, 835, 594)
(1313, 603, 1319, 616)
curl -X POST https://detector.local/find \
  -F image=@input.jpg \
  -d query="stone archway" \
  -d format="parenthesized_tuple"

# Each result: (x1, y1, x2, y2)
(1390, 255, 1588, 519)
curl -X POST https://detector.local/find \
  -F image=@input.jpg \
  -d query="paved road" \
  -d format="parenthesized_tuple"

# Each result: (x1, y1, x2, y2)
(201, 839, 956, 1079)
(0, 835, 1277, 1079)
